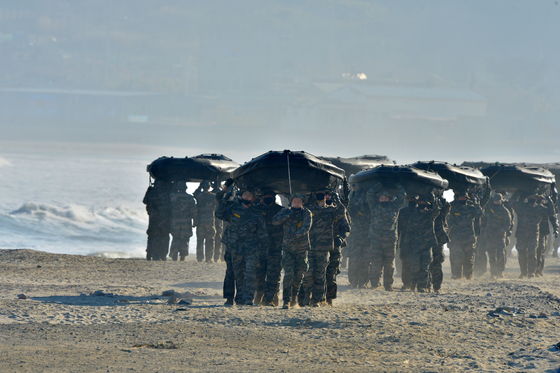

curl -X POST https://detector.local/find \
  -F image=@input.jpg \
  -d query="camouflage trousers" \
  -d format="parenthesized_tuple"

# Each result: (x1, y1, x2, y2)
(214, 220, 224, 262)
(516, 233, 539, 277)
(410, 245, 432, 291)
(484, 234, 507, 277)
(536, 233, 549, 276)
(232, 248, 261, 304)
(196, 224, 216, 262)
(429, 245, 445, 291)
(448, 239, 476, 279)
(256, 249, 282, 303)
(368, 238, 397, 289)
(348, 240, 370, 288)
(170, 226, 192, 259)
(301, 251, 330, 302)
(146, 228, 170, 261)
(326, 247, 342, 300)
(281, 250, 308, 303)
(399, 246, 413, 289)
(473, 239, 488, 277)
(223, 247, 242, 304)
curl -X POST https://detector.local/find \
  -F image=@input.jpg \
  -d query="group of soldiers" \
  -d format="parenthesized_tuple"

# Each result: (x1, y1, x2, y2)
(214, 182, 350, 308)
(345, 184, 559, 292)
(144, 177, 560, 308)
(142, 179, 224, 262)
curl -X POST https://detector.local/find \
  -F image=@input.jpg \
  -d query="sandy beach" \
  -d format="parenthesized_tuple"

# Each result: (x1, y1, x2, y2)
(0, 248, 559, 372)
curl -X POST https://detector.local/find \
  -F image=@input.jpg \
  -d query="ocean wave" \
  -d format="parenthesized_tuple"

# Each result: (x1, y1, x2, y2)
(0, 202, 149, 256)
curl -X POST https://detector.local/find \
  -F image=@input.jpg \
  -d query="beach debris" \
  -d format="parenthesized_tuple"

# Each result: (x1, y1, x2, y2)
(486, 293, 492, 297)
(36, 265, 41, 268)
(488, 307, 517, 317)
(168, 291, 194, 305)
(162, 290, 175, 297)
(550, 311, 560, 317)
(17, 293, 27, 299)
(92, 290, 105, 296)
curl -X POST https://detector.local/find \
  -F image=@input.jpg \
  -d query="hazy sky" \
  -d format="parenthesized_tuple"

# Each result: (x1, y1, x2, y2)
(1, 0, 559, 164)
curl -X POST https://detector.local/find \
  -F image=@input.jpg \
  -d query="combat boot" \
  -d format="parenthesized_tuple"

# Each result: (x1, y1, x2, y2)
(179, 255, 186, 262)
(301, 292, 311, 307)
(326, 298, 333, 306)
(282, 301, 290, 309)
(272, 292, 279, 307)
(170, 250, 178, 261)
(224, 298, 234, 307)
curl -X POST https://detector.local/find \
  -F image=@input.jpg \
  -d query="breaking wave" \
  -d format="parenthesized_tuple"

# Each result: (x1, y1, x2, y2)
(0, 202, 149, 257)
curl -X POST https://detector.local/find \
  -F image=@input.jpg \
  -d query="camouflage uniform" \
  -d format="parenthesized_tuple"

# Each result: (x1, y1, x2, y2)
(448, 199, 484, 279)
(366, 183, 406, 290)
(194, 187, 217, 262)
(214, 218, 224, 261)
(347, 190, 371, 288)
(255, 201, 284, 304)
(215, 190, 240, 304)
(301, 196, 348, 304)
(431, 197, 450, 291)
(482, 198, 512, 277)
(273, 205, 312, 306)
(511, 196, 553, 277)
(397, 203, 415, 290)
(215, 196, 270, 305)
(326, 206, 351, 303)
(169, 184, 196, 261)
(401, 196, 440, 292)
(143, 181, 171, 261)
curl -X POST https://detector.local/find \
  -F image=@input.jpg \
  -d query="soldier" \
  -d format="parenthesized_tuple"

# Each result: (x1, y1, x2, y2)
(273, 194, 312, 309)
(430, 194, 450, 292)
(535, 197, 558, 277)
(402, 194, 440, 292)
(300, 191, 348, 307)
(447, 193, 484, 279)
(325, 195, 351, 306)
(481, 193, 512, 278)
(194, 180, 217, 262)
(510, 192, 554, 278)
(212, 182, 225, 262)
(143, 179, 172, 261)
(255, 189, 284, 307)
(346, 189, 371, 288)
(366, 182, 406, 291)
(215, 187, 270, 306)
(215, 180, 240, 306)
(169, 181, 197, 261)
(398, 196, 418, 291)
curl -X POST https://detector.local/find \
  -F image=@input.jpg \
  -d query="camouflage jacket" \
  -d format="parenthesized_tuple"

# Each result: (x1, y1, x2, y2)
(434, 197, 450, 246)
(170, 190, 196, 228)
(308, 202, 348, 251)
(483, 203, 512, 238)
(366, 183, 406, 240)
(538, 200, 559, 237)
(273, 207, 312, 253)
(259, 202, 285, 253)
(333, 208, 351, 249)
(448, 201, 483, 244)
(143, 185, 171, 231)
(194, 189, 216, 226)
(511, 199, 551, 239)
(401, 204, 440, 252)
(397, 205, 414, 244)
(215, 194, 238, 247)
(215, 199, 270, 255)
(348, 191, 371, 243)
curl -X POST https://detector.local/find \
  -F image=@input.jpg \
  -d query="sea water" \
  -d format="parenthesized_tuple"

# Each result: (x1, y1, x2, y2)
(0, 142, 204, 258)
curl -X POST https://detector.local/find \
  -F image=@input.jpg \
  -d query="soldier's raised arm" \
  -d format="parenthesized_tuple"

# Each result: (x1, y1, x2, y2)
(272, 207, 291, 225)
(366, 182, 383, 208)
(215, 192, 232, 222)
(293, 208, 312, 237)
(394, 183, 407, 209)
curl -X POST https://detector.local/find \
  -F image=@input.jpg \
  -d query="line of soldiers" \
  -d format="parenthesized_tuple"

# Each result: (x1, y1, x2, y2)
(346, 183, 559, 290)
(142, 179, 225, 262)
(214, 183, 350, 308)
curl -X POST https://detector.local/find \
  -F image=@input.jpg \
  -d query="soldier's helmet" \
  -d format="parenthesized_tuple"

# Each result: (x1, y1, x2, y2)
(200, 180, 211, 189)
(260, 188, 276, 197)
(492, 193, 503, 202)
